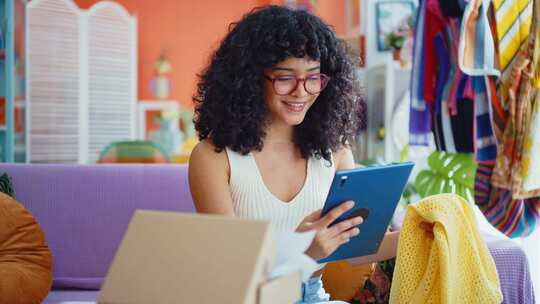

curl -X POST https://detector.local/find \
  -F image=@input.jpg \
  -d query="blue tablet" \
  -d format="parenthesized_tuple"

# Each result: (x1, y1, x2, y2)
(318, 162, 414, 263)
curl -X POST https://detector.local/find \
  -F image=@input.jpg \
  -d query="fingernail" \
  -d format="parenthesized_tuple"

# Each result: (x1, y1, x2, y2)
(355, 217, 363, 225)
(347, 201, 355, 208)
(352, 228, 360, 235)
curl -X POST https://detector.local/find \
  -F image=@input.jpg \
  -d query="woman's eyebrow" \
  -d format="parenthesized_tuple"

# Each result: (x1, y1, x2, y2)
(271, 66, 321, 72)
(271, 67, 295, 72)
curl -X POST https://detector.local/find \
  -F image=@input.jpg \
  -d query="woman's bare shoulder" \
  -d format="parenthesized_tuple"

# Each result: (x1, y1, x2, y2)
(188, 139, 234, 214)
(189, 139, 229, 173)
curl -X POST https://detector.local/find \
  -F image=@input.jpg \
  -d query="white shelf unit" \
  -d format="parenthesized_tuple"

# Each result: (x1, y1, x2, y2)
(356, 61, 411, 162)
(137, 100, 180, 140)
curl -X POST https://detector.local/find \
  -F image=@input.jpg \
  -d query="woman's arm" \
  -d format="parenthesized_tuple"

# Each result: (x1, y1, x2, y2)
(335, 147, 400, 264)
(347, 231, 399, 265)
(188, 140, 235, 215)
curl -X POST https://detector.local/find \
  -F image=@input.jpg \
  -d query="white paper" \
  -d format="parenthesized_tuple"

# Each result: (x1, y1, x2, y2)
(269, 230, 320, 282)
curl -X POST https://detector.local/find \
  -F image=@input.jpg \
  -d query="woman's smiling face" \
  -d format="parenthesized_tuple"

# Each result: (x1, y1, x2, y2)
(263, 57, 327, 126)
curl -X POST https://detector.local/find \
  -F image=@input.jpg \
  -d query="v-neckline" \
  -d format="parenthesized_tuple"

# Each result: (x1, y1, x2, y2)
(249, 152, 311, 205)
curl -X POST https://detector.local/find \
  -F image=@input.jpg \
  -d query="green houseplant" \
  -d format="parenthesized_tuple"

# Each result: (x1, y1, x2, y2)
(414, 151, 478, 203)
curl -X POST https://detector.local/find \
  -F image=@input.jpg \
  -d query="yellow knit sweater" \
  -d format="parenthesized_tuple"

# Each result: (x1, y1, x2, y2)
(389, 194, 503, 304)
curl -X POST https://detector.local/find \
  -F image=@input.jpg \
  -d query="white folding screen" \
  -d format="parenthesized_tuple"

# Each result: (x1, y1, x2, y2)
(26, 0, 136, 163)
(26, 0, 81, 163)
(86, 2, 136, 163)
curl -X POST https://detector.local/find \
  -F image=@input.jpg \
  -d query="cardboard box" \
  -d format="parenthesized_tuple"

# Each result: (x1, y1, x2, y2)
(98, 210, 301, 304)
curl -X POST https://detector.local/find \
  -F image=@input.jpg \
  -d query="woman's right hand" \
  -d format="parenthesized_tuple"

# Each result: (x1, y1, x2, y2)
(296, 201, 363, 261)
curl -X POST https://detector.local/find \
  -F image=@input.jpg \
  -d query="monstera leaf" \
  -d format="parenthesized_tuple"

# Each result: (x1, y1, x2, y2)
(0, 173, 15, 198)
(414, 151, 477, 202)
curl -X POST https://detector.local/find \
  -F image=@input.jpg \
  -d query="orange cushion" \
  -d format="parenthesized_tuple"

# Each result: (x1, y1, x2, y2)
(322, 261, 375, 301)
(0, 193, 52, 304)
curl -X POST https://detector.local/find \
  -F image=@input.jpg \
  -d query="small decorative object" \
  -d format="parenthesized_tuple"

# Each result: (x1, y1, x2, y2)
(149, 51, 172, 100)
(149, 110, 183, 158)
(377, 125, 385, 141)
(386, 31, 406, 61)
(137, 100, 179, 140)
(169, 110, 198, 163)
(178, 110, 196, 140)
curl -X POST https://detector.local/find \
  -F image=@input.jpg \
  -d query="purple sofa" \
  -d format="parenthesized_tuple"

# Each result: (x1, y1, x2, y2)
(0, 164, 195, 303)
(0, 163, 535, 303)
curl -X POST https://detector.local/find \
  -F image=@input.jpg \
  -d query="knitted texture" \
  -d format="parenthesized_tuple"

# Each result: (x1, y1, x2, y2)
(389, 194, 503, 304)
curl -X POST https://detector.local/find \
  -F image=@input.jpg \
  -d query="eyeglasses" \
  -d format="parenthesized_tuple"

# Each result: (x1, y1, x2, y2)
(264, 73, 330, 96)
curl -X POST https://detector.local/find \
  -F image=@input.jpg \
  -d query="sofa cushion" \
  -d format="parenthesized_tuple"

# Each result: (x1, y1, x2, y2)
(43, 290, 99, 304)
(0, 192, 52, 304)
(98, 141, 169, 163)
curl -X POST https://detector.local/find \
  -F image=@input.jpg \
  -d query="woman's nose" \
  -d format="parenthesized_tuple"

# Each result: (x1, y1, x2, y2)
(290, 78, 309, 97)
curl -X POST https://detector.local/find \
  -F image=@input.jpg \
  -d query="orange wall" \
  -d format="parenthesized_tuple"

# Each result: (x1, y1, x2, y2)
(75, 0, 345, 108)
(314, 0, 346, 35)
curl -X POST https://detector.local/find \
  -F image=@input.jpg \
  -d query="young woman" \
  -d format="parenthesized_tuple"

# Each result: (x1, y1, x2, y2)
(189, 5, 399, 303)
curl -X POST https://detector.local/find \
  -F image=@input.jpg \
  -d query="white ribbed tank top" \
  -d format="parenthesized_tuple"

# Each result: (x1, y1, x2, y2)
(225, 147, 335, 232)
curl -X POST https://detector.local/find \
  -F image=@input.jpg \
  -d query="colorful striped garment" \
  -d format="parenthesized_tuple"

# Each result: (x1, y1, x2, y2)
(409, 0, 433, 146)
(459, 0, 500, 76)
(409, 0, 540, 237)
(409, 0, 540, 236)
(439, 0, 500, 159)
(493, 0, 533, 106)
(473, 76, 498, 164)
(493, 0, 533, 72)
(520, 1, 540, 192)
(473, 0, 540, 237)
(521, 90, 540, 192)
(475, 163, 540, 237)
(491, 2, 540, 199)
(440, 21, 460, 153)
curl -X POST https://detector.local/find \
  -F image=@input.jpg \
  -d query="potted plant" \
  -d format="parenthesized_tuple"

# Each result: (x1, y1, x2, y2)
(385, 15, 414, 64)
(386, 31, 406, 61)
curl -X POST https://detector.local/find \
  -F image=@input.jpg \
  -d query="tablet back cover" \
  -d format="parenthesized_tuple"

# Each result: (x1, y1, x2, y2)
(319, 162, 413, 263)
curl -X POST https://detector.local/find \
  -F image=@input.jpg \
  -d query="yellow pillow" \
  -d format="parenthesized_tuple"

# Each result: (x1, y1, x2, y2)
(0, 193, 52, 304)
(322, 261, 375, 301)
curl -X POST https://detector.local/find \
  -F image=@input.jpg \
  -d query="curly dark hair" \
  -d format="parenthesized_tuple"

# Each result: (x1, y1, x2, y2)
(193, 5, 364, 162)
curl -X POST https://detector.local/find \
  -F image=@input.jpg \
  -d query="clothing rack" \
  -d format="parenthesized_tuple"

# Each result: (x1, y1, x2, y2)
(409, 0, 540, 238)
